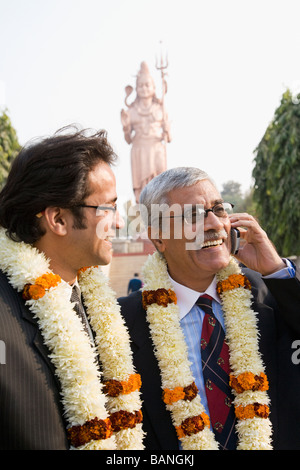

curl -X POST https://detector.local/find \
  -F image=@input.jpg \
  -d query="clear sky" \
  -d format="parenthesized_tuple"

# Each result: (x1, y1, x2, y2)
(1, 0, 300, 212)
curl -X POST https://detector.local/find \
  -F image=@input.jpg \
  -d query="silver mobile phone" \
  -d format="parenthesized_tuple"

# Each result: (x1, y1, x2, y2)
(230, 228, 240, 255)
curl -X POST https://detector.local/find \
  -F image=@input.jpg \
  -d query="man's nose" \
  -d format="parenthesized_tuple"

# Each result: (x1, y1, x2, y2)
(204, 211, 224, 231)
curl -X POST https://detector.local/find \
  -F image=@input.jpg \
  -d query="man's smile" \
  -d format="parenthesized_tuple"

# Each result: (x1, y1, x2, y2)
(201, 238, 224, 249)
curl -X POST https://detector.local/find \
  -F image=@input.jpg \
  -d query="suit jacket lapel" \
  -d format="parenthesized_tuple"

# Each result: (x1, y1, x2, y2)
(19, 291, 62, 388)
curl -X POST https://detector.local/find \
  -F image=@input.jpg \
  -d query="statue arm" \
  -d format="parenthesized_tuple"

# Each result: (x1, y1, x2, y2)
(121, 109, 133, 144)
(162, 112, 171, 143)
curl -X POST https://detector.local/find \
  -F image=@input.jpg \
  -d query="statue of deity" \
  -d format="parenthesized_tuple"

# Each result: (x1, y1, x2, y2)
(121, 61, 171, 203)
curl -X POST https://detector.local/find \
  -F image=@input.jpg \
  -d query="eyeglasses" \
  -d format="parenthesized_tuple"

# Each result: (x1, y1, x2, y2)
(164, 202, 234, 224)
(36, 204, 118, 219)
(76, 204, 118, 217)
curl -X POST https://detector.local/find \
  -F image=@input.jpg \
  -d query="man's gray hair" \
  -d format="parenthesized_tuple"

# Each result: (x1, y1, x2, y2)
(139, 167, 215, 226)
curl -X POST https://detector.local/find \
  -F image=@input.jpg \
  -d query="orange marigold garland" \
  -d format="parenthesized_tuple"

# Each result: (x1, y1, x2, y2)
(163, 382, 198, 405)
(103, 373, 142, 397)
(67, 417, 113, 448)
(175, 413, 211, 439)
(216, 273, 251, 295)
(230, 372, 269, 394)
(142, 288, 177, 308)
(23, 273, 61, 300)
(110, 410, 143, 433)
(67, 409, 143, 447)
(235, 403, 270, 420)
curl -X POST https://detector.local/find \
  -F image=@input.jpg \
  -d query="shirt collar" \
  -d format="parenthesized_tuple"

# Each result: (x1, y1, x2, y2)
(168, 274, 221, 320)
(66, 278, 80, 296)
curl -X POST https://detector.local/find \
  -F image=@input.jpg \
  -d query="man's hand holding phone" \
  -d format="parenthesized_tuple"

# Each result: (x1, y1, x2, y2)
(229, 213, 285, 276)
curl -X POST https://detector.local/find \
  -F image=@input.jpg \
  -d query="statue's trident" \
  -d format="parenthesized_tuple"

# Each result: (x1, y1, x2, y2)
(156, 42, 169, 138)
(156, 42, 168, 109)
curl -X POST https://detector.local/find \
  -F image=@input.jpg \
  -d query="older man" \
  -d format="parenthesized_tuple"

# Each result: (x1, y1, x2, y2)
(119, 167, 300, 450)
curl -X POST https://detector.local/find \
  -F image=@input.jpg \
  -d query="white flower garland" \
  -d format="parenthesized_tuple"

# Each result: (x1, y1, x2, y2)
(142, 252, 273, 450)
(79, 266, 144, 450)
(0, 228, 144, 450)
(216, 259, 272, 450)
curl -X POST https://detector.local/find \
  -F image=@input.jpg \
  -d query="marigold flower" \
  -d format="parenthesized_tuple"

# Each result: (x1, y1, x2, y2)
(23, 284, 45, 300)
(217, 274, 251, 294)
(22, 273, 61, 300)
(67, 417, 113, 447)
(35, 273, 61, 289)
(175, 413, 210, 439)
(184, 382, 199, 401)
(163, 382, 198, 404)
(230, 372, 269, 394)
(163, 387, 185, 404)
(235, 403, 270, 420)
(142, 288, 177, 308)
(110, 409, 143, 432)
(103, 374, 142, 397)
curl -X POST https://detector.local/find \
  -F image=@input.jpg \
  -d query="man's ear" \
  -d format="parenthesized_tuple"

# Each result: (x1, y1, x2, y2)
(147, 226, 166, 254)
(43, 207, 69, 236)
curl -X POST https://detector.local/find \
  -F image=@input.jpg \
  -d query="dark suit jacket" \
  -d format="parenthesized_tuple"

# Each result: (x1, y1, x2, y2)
(0, 271, 69, 450)
(118, 268, 300, 450)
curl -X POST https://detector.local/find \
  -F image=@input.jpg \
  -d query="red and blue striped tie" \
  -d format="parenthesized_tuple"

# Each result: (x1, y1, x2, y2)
(197, 294, 237, 450)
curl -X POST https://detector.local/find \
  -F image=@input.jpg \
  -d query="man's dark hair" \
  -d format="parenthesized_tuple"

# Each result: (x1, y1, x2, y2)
(0, 126, 117, 243)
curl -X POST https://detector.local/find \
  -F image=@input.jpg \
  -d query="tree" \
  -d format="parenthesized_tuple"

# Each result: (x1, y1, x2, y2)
(221, 180, 244, 210)
(221, 180, 256, 215)
(0, 110, 20, 189)
(253, 89, 300, 256)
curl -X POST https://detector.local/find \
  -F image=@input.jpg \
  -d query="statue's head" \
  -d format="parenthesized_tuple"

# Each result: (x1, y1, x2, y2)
(136, 62, 156, 99)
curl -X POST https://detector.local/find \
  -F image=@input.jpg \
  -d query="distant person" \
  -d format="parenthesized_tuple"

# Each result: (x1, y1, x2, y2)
(128, 273, 142, 294)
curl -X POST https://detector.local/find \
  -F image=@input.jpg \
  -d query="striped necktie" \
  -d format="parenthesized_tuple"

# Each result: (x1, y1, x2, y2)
(197, 294, 237, 450)
(71, 285, 90, 337)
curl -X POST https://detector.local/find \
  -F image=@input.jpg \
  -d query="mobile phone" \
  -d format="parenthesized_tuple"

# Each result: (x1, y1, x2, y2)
(230, 228, 240, 255)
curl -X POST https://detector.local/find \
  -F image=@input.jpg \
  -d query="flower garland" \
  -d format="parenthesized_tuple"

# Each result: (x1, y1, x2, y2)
(0, 228, 144, 450)
(216, 259, 272, 450)
(142, 252, 273, 450)
(77, 265, 144, 450)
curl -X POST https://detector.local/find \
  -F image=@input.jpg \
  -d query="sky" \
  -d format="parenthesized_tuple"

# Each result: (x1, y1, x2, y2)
(1, 0, 300, 214)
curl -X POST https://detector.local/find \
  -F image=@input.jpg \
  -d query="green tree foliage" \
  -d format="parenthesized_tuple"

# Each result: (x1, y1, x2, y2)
(253, 89, 300, 256)
(221, 180, 256, 215)
(0, 110, 20, 189)
(221, 180, 244, 211)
